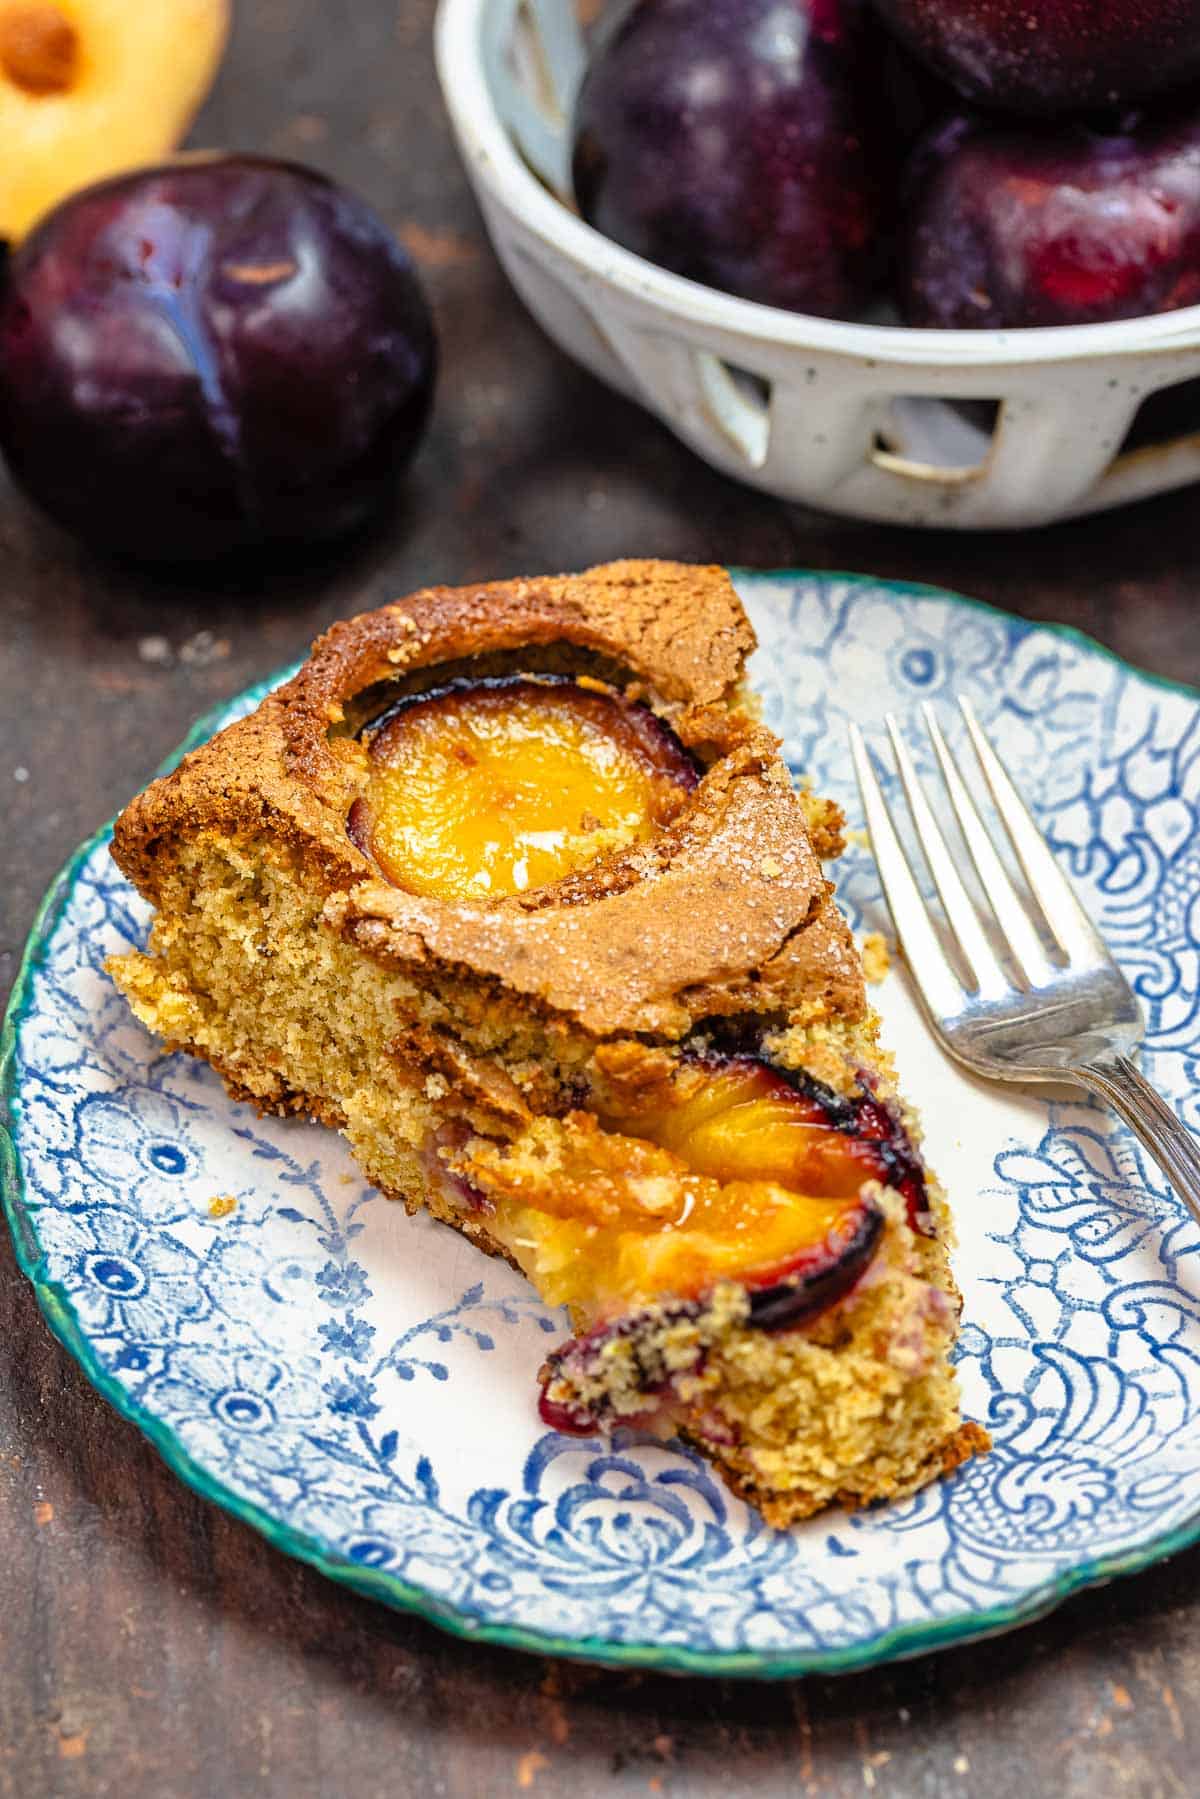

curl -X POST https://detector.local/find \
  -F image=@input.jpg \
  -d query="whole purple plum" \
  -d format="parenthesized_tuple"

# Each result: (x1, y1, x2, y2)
(900, 111, 1200, 329)
(0, 156, 436, 561)
(870, 0, 1200, 116)
(572, 0, 895, 318)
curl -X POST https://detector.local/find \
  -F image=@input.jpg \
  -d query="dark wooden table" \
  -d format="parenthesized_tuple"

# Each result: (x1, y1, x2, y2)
(3, 5, 1200, 1794)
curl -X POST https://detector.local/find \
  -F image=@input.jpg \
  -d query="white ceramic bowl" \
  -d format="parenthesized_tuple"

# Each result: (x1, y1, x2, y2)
(435, 0, 1200, 528)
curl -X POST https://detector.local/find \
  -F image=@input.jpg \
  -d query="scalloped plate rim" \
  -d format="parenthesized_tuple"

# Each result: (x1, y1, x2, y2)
(4, 568, 1200, 1680)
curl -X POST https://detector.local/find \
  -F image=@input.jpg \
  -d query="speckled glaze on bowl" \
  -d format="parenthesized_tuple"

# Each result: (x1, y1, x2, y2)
(436, 0, 1200, 528)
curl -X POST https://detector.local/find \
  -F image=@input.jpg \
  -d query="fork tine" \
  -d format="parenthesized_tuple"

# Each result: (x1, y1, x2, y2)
(848, 723, 969, 1022)
(922, 703, 1058, 989)
(958, 696, 1109, 967)
(885, 715, 1013, 1001)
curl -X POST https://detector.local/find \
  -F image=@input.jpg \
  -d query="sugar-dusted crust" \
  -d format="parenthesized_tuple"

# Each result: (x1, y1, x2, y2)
(329, 752, 861, 1038)
(112, 559, 861, 1042)
(113, 559, 757, 895)
(107, 558, 988, 1525)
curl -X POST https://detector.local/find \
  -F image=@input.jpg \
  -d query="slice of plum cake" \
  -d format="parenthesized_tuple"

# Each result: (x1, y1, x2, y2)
(107, 558, 988, 1525)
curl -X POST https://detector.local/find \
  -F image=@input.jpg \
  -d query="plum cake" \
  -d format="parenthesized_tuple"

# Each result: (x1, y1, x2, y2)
(107, 558, 988, 1525)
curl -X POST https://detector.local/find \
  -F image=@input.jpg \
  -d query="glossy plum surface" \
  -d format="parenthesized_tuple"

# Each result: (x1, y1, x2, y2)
(880, 32, 960, 151)
(603, 1052, 928, 1232)
(0, 155, 436, 560)
(572, 0, 895, 317)
(567, 1049, 927, 1313)
(871, 0, 1200, 115)
(901, 111, 1200, 329)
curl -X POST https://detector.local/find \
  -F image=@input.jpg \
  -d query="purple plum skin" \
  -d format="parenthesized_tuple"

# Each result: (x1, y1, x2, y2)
(900, 111, 1200, 329)
(879, 33, 962, 152)
(870, 0, 1200, 116)
(572, 0, 896, 318)
(0, 157, 436, 562)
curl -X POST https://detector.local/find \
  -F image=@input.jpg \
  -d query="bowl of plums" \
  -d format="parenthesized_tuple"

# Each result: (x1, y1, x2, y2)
(437, 0, 1200, 526)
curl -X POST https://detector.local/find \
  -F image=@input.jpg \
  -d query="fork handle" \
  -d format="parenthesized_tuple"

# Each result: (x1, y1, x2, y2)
(1078, 1054, 1200, 1226)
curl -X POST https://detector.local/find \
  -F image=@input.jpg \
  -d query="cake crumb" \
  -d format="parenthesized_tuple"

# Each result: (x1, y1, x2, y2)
(759, 857, 782, 879)
(180, 631, 230, 667)
(207, 1194, 237, 1219)
(424, 1073, 450, 1100)
(861, 933, 891, 985)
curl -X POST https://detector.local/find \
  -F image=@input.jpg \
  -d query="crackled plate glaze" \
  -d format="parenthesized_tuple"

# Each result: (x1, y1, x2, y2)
(5, 571, 1200, 1678)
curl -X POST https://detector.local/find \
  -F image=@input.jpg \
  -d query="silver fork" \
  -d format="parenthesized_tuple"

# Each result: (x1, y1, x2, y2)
(849, 697, 1200, 1223)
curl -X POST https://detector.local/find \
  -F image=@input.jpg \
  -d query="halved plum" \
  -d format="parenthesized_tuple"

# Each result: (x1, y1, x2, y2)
(535, 1204, 885, 1435)
(0, 2, 231, 242)
(350, 673, 699, 901)
(450, 1048, 924, 1340)
(535, 1191, 885, 1434)
(742, 1203, 884, 1328)
(597, 1052, 930, 1238)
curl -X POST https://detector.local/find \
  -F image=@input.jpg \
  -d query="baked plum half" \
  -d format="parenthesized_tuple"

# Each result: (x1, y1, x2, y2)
(591, 1051, 924, 1312)
(600, 1052, 927, 1232)
(457, 1050, 922, 1320)
(351, 673, 699, 900)
(532, 1053, 927, 1435)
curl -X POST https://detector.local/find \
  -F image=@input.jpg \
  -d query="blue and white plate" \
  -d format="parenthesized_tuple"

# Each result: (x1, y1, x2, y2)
(5, 570, 1200, 1677)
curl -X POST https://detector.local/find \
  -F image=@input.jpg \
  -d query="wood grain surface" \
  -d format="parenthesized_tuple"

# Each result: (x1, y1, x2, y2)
(3, 5, 1200, 1794)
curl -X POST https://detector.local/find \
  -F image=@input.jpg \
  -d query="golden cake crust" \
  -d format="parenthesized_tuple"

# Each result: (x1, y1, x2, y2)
(112, 559, 864, 1040)
(106, 557, 988, 1525)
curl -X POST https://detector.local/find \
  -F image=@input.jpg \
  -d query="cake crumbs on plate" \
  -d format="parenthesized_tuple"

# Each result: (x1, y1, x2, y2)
(207, 1194, 237, 1219)
(861, 932, 891, 984)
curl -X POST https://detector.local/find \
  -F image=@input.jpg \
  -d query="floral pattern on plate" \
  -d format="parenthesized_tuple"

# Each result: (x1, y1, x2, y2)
(4, 570, 1200, 1675)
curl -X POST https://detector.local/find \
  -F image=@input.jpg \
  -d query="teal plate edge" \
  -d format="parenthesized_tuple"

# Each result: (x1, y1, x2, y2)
(4, 569, 1200, 1682)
